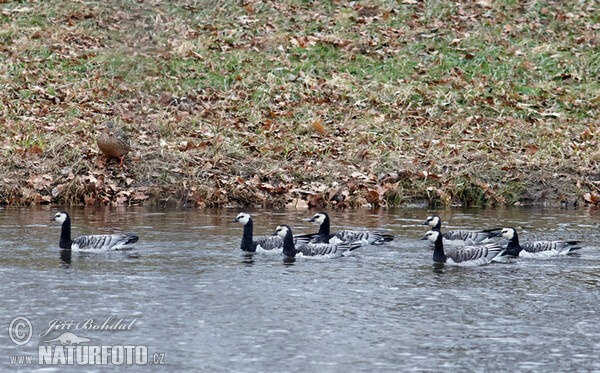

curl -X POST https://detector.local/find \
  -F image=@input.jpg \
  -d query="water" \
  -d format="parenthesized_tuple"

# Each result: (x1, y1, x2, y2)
(2, 206, 600, 371)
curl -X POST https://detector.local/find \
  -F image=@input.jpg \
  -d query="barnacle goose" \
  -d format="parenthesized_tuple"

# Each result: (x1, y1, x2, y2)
(233, 212, 310, 253)
(423, 215, 500, 245)
(422, 230, 504, 266)
(274, 225, 362, 258)
(303, 212, 394, 245)
(492, 227, 581, 258)
(51, 212, 139, 251)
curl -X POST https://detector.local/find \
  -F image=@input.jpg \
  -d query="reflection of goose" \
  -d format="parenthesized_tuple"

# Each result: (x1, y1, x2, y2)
(423, 215, 500, 245)
(51, 212, 139, 251)
(492, 227, 581, 258)
(273, 225, 362, 258)
(422, 230, 504, 266)
(304, 212, 394, 245)
(233, 213, 309, 253)
(60, 249, 71, 268)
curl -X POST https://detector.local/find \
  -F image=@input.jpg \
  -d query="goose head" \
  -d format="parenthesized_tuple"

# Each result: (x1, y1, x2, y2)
(309, 212, 328, 225)
(51, 212, 69, 225)
(423, 215, 441, 227)
(233, 212, 251, 225)
(273, 225, 291, 238)
(421, 230, 440, 243)
(498, 227, 516, 240)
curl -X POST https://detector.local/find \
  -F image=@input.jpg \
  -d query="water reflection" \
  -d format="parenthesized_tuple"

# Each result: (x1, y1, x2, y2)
(282, 256, 296, 266)
(241, 253, 254, 266)
(431, 262, 445, 274)
(59, 248, 71, 268)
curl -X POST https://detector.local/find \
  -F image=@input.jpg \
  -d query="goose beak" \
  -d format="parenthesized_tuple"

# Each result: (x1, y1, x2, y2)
(233, 218, 239, 223)
(420, 234, 428, 240)
(50, 217, 56, 222)
(421, 221, 429, 225)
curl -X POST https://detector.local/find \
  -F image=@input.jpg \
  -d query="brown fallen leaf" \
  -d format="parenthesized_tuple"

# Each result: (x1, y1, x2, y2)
(524, 145, 539, 155)
(27, 174, 53, 190)
(131, 192, 150, 201)
(311, 118, 328, 136)
(307, 194, 326, 208)
(365, 190, 380, 206)
(584, 192, 600, 204)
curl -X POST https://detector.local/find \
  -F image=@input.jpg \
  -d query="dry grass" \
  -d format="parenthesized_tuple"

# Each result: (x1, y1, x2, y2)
(0, 0, 599, 207)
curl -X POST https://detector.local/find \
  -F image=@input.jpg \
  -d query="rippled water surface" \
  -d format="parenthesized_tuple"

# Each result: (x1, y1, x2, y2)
(2, 206, 600, 371)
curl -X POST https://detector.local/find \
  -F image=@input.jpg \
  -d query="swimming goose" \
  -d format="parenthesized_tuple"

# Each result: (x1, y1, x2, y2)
(423, 215, 500, 245)
(51, 212, 139, 251)
(422, 230, 504, 266)
(492, 227, 581, 258)
(274, 225, 362, 258)
(233, 212, 310, 253)
(303, 212, 394, 245)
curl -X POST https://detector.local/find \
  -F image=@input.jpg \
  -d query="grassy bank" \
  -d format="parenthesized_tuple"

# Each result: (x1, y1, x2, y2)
(1, 0, 599, 207)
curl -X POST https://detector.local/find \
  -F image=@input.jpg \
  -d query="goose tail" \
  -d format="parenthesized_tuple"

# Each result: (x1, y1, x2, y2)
(122, 233, 139, 246)
(379, 234, 394, 243)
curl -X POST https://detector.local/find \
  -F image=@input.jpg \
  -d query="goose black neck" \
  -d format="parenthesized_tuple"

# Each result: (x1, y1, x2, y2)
(240, 219, 256, 252)
(59, 216, 73, 250)
(432, 234, 447, 263)
(318, 215, 330, 236)
(282, 228, 298, 258)
(504, 230, 522, 256)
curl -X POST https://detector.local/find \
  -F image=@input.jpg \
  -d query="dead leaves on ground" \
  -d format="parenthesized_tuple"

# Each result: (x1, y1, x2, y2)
(1, 1, 599, 207)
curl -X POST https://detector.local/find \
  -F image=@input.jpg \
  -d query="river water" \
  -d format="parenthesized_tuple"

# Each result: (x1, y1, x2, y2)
(1, 206, 599, 371)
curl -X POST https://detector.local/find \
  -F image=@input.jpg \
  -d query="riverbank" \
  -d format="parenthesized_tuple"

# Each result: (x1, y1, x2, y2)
(1, 1, 599, 207)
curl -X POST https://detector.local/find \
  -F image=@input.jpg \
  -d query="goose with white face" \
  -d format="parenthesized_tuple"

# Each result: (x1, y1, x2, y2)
(233, 212, 251, 225)
(498, 227, 516, 240)
(309, 213, 327, 225)
(422, 229, 504, 265)
(274, 225, 290, 238)
(424, 215, 440, 228)
(51, 211, 138, 251)
(304, 211, 394, 246)
(51, 212, 68, 225)
(273, 224, 362, 258)
(422, 230, 440, 243)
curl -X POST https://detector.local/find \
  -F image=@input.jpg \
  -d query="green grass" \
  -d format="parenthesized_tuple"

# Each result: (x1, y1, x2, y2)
(0, 0, 598, 206)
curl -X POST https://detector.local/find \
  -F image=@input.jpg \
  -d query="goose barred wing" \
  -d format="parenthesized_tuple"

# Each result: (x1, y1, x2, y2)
(254, 235, 312, 251)
(255, 235, 284, 251)
(521, 240, 581, 254)
(293, 235, 312, 248)
(333, 230, 393, 245)
(298, 242, 362, 257)
(447, 243, 503, 265)
(443, 229, 501, 244)
(72, 233, 138, 251)
(333, 230, 377, 244)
